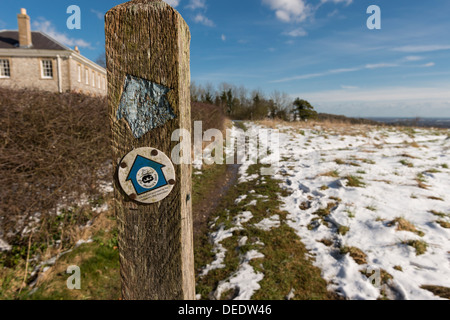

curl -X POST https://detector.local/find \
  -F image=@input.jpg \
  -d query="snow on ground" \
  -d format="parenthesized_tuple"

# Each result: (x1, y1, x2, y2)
(213, 249, 265, 300)
(254, 215, 280, 231)
(268, 122, 450, 300)
(199, 125, 268, 299)
(0, 237, 11, 252)
(202, 122, 450, 300)
(200, 208, 266, 299)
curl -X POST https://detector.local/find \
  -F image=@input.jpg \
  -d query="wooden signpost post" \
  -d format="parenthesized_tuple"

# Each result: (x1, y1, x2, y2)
(105, 0, 195, 300)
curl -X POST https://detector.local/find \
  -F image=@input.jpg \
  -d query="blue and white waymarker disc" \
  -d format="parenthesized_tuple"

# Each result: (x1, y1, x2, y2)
(118, 147, 176, 204)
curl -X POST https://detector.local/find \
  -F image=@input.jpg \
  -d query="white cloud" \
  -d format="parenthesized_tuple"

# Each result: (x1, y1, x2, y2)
(194, 13, 215, 27)
(90, 9, 104, 20)
(295, 86, 450, 103)
(186, 0, 206, 10)
(403, 56, 424, 62)
(422, 62, 435, 67)
(262, 0, 312, 23)
(365, 63, 398, 69)
(273, 62, 404, 83)
(263, 0, 352, 23)
(272, 66, 360, 82)
(321, 0, 352, 5)
(341, 85, 358, 89)
(327, 9, 339, 17)
(164, 0, 180, 7)
(187, 1, 214, 27)
(32, 17, 92, 49)
(393, 45, 450, 53)
(284, 27, 308, 37)
(221, 34, 226, 41)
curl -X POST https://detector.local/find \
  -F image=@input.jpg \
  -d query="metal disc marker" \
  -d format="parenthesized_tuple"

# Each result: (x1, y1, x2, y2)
(118, 147, 176, 204)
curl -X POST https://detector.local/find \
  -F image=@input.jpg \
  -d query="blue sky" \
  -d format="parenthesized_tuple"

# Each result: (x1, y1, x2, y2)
(1, 0, 450, 117)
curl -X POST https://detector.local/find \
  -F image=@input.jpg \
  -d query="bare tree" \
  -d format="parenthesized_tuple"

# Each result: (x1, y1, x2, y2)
(95, 52, 106, 68)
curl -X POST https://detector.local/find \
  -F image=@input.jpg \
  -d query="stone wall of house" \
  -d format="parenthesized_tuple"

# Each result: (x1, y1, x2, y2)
(0, 54, 107, 96)
(68, 57, 107, 96)
(0, 56, 60, 92)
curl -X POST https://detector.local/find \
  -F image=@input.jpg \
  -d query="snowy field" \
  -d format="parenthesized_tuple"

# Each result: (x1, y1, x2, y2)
(200, 121, 450, 300)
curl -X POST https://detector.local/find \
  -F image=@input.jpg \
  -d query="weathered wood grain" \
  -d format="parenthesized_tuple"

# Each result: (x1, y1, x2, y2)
(105, 0, 194, 300)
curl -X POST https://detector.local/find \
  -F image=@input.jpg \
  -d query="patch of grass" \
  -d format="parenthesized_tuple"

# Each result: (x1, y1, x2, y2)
(340, 246, 367, 265)
(320, 185, 329, 191)
(320, 170, 340, 178)
(425, 168, 441, 174)
(415, 174, 430, 189)
(10, 209, 121, 301)
(344, 176, 366, 188)
(252, 216, 336, 300)
(313, 202, 337, 217)
(437, 220, 450, 229)
(402, 128, 417, 138)
(0, 197, 120, 300)
(362, 159, 376, 165)
(318, 239, 333, 247)
(233, 121, 248, 132)
(403, 240, 428, 256)
(338, 226, 350, 236)
(373, 179, 392, 185)
(400, 153, 416, 159)
(417, 182, 430, 189)
(196, 164, 337, 300)
(428, 196, 444, 201)
(441, 163, 449, 169)
(430, 210, 448, 218)
(0, 259, 26, 299)
(366, 206, 377, 212)
(399, 159, 414, 168)
(349, 162, 361, 167)
(346, 210, 356, 219)
(421, 286, 450, 299)
(27, 243, 120, 300)
(416, 173, 426, 182)
(391, 217, 425, 237)
(393, 266, 403, 272)
(192, 163, 227, 208)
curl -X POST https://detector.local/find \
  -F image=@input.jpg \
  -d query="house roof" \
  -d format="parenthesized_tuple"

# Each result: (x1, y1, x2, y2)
(0, 30, 69, 50)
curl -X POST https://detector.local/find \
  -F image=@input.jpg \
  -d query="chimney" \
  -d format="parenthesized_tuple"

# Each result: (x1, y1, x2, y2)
(74, 46, 80, 54)
(17, 8, 32, 48)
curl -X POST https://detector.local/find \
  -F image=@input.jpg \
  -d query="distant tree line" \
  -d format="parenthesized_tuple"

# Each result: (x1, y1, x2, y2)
(190, 82, 317, 121)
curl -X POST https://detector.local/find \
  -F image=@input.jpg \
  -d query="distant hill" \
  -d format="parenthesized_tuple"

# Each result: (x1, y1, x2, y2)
(368, 117, 450, 129)
(317, 114, 450, 128)
(317, 113, 381, 126)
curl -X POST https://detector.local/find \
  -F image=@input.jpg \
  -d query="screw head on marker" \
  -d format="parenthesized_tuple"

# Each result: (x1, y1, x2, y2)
(118, 147, 176, 204)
